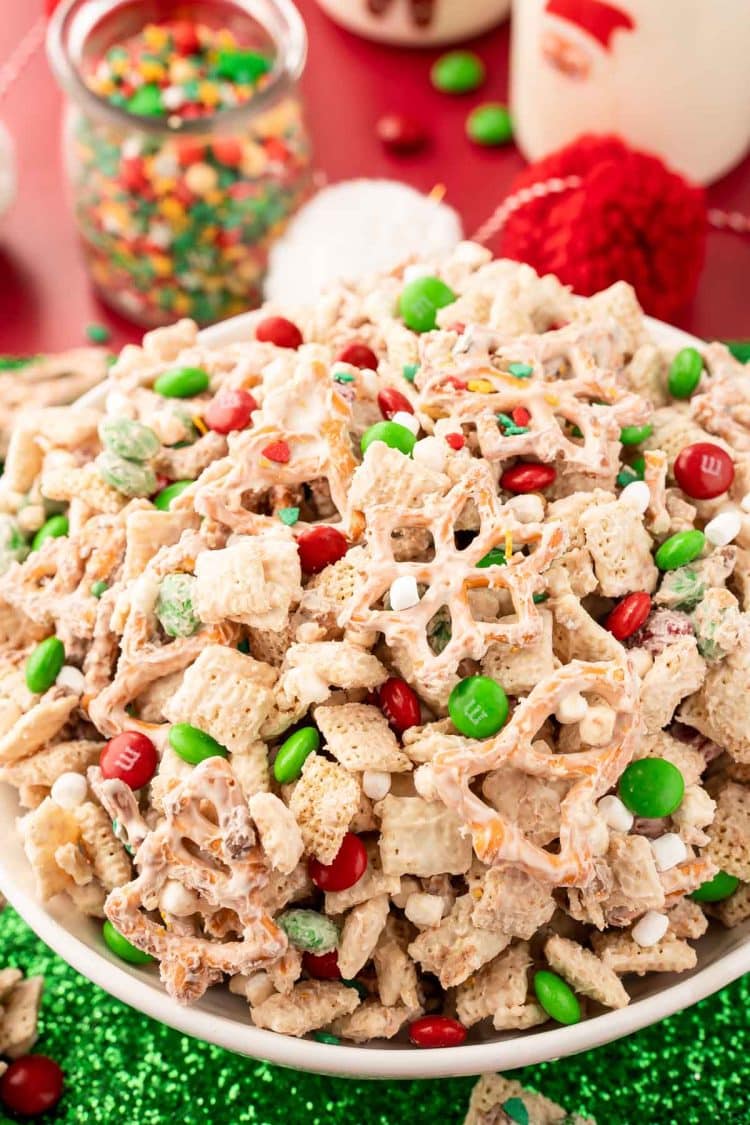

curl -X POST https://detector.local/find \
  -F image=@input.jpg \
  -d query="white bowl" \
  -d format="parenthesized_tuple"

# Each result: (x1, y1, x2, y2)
(2, 313, 748, 1078)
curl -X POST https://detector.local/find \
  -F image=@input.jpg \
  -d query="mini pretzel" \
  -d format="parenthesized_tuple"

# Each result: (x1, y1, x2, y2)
(416, 322, 648, 475)
(104, 757, 287, 1003)
(431, 658, 641, 886)
(340, 457, 567, 700)
(187, 358, 357, 534)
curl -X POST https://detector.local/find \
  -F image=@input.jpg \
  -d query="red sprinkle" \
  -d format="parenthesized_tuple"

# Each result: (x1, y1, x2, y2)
(378, 677, 421, 735)
(336, 342, 379, 370)
(302, 950, 341, 980)
(297, 525, 349, 574)
(512, 406, 531, 426)
(211, 137, 243, 167)
(309, 833, 368, 893)
(500, 462, 557, 493)
(262, 440, 291, 464)
(256, 316, 303, 349)
(100, 732, 158, 790)
(445, 321, 466, 334)
(673, 442, 734, 500)
(120, 156, 148, 192)
(605, 592, 652, 640)
(171, 20, 201, 55)
(445, 432, 465, 450)
(264, 137, 291, 163)
(377, 387, 414, 420)
(376, 112, 428, 154)
(408, 1016, 467, 1048)
(204, 388, 257, 434)
(445, 376, 467, 391)
(0, 1056, 64, 1117)
(176, 137, 205, 167)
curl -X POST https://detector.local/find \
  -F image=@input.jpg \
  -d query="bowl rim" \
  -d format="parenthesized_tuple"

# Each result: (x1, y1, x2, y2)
(3, 311, 749, 1079)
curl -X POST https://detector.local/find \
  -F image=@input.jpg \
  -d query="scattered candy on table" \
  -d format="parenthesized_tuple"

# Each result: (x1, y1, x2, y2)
(0, 1055, 65, 1118)
(466, 103, 513, 146)
(67, 20, 311, 326)
(430, 50, 486, 95)
(376, 112, 428, 154)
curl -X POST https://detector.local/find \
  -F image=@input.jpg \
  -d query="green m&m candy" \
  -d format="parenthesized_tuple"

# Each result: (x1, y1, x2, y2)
(168, 723, 228, 765)
(476, 547, 506, 568)
(273, 728, 320, 783)
(466, 103, 513, 146)
(102, 919, 154, 965)
(25, 636, 65, 694)
(153, 480, 194, 511)
(399, 276, 456, 333)
(534, 970, 581, 1025)
(619, 758, 685, 818)
(448, 675, 509, 739)
(690, 870, 740, 903)
(90, 580, 108, 598)
(431, 50, 485, 94)
(153, 366, 210, 398)
(654, 529, 705, 571)
(360, 421, 416, 458)
(620, 423, 654, 446)
(668, 347, 703, 399)
(127, 83, 164, 117)
(31, 513, 69, 551)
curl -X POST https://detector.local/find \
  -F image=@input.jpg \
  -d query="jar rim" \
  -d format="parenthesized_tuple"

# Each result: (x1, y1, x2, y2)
(46, 0, 308, 136)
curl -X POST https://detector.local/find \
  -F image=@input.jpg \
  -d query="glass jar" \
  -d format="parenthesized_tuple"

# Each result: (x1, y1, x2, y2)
(48, 0, 311, 327)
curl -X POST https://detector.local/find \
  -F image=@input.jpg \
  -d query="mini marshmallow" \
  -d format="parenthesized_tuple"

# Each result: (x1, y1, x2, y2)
(555, 691, 589, 724)
(506, 494, 545, 523)
(579, 704, 616, 747)
(159, 880, 199, 917)
(704, 510, 741, 547)
(362, 769, 391, 801)
(162, 85, 186, 111)
(650, 833, 688, 872)
(56, 665, 86, 694)
(50, 772, 88, 810)
(403, 263, 432, 283)
(404, 892, 444, 929)
(632, 910, 669, 947)
(414, 763, 439, 802)
(389, 575, 420, 612)
(392, 411, 420, 436)
(597, 794, 634, 833)
(620, 480, 651, 514)
(629, 648, 654, 678)
(413, 436, 447, 473)
(741, 493, 750, 514)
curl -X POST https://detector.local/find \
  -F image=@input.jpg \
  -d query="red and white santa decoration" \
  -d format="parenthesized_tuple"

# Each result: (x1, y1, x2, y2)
(511, 0, 750, 184)
(315, 0, 510, 46)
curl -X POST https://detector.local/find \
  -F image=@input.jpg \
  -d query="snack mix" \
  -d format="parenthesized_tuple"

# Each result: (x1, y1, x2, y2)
(1, 243, 749, 1048)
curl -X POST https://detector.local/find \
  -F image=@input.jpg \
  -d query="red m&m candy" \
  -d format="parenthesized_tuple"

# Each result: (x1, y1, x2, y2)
(309, 833, 368, 892)
(378, 676, 421, 734)
(302, 950, 341, 980)
(0, 1055, 64, 1117)
(204, 388, 257, 433)
(408, 1016, 467, 1048)
(500, 462, 557, 493)
(377, 387, 414, 420)
(297, 526, 348, 574)
(335, 342, 379, 370)
(512, 406, 531, 426)
(255, 316, 303, 349)
(604, 592, 652, 640)
(100, 731, 157, 790)
(673, 442, 734, 500)
(376, 113, 427, 153)
(445, 432, 465, 450)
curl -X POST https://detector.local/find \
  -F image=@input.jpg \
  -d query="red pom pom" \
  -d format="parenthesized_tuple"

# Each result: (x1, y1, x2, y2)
(498, 134, 707, 320)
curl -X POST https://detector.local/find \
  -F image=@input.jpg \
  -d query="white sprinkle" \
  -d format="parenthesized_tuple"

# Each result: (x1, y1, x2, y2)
(555, 691, 589, 725)
(650, 833, 689, 872)
(389, 575, 420, 612)
(162, 85, 186, 110)
(632, 910, 669, 947)
(148, 222, 173, 249)
(56, 665, 85, 694)
(704, 510, 742, 547)
(741, 493, 750, 514)
(597, 794, 634, 833)
(620, 480, 651, 513)
(51, 772, 88, 810)
(159, 880, 199, 917)
(392, 410, 420, 436)
(404, 892, 444, 929)
(403, 263, 432, 283)
(121, 136, 142, 160)
(362, 769, 391, 801)
(151, 151, 179, 179)
(413, 436, 447, 473)
(105, 390, 132, 417)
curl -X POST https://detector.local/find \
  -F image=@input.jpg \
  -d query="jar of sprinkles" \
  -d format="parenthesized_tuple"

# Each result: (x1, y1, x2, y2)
(48, 0, 311, 327)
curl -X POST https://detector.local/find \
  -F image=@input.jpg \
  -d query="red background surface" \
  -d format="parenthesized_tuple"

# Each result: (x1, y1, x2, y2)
(0, 0, 747, 354)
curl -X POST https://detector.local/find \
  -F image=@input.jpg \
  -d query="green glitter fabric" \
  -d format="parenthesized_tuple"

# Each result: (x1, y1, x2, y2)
(1, 906, 748, 1124)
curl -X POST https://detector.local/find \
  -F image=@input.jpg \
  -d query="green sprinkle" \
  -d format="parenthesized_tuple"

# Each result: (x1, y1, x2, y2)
(502, 1098, 530, 1125)
(127, 83, 164, 117)
(214, 48, 272, 84)
(632, 455, 646, 477)
(477, 547, 506, 568)
(155, 573, 201, 637)
(0, 355, 36, 371)
(277, 507, 300, 526)
(620, 423, 654, 446)
(569, 424, 584, 438)
(99, 417, 160, 462)
(313, 1032, 340, 1045)
(278, 909, 339, 954)
(533, 592, 549, 604)
(31, 514, 69, 551)
(168, 723, 228, 765)
(90, 580, 108, 598)
(466, 102, 513, 146)
(333, 371, 355, 384)
(504, 424, 530, 436)
(508, 362, 533, 379)
(497, 413, 515, 429)
(86, 322, 112, 344)
(402, 363, 419, 383)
